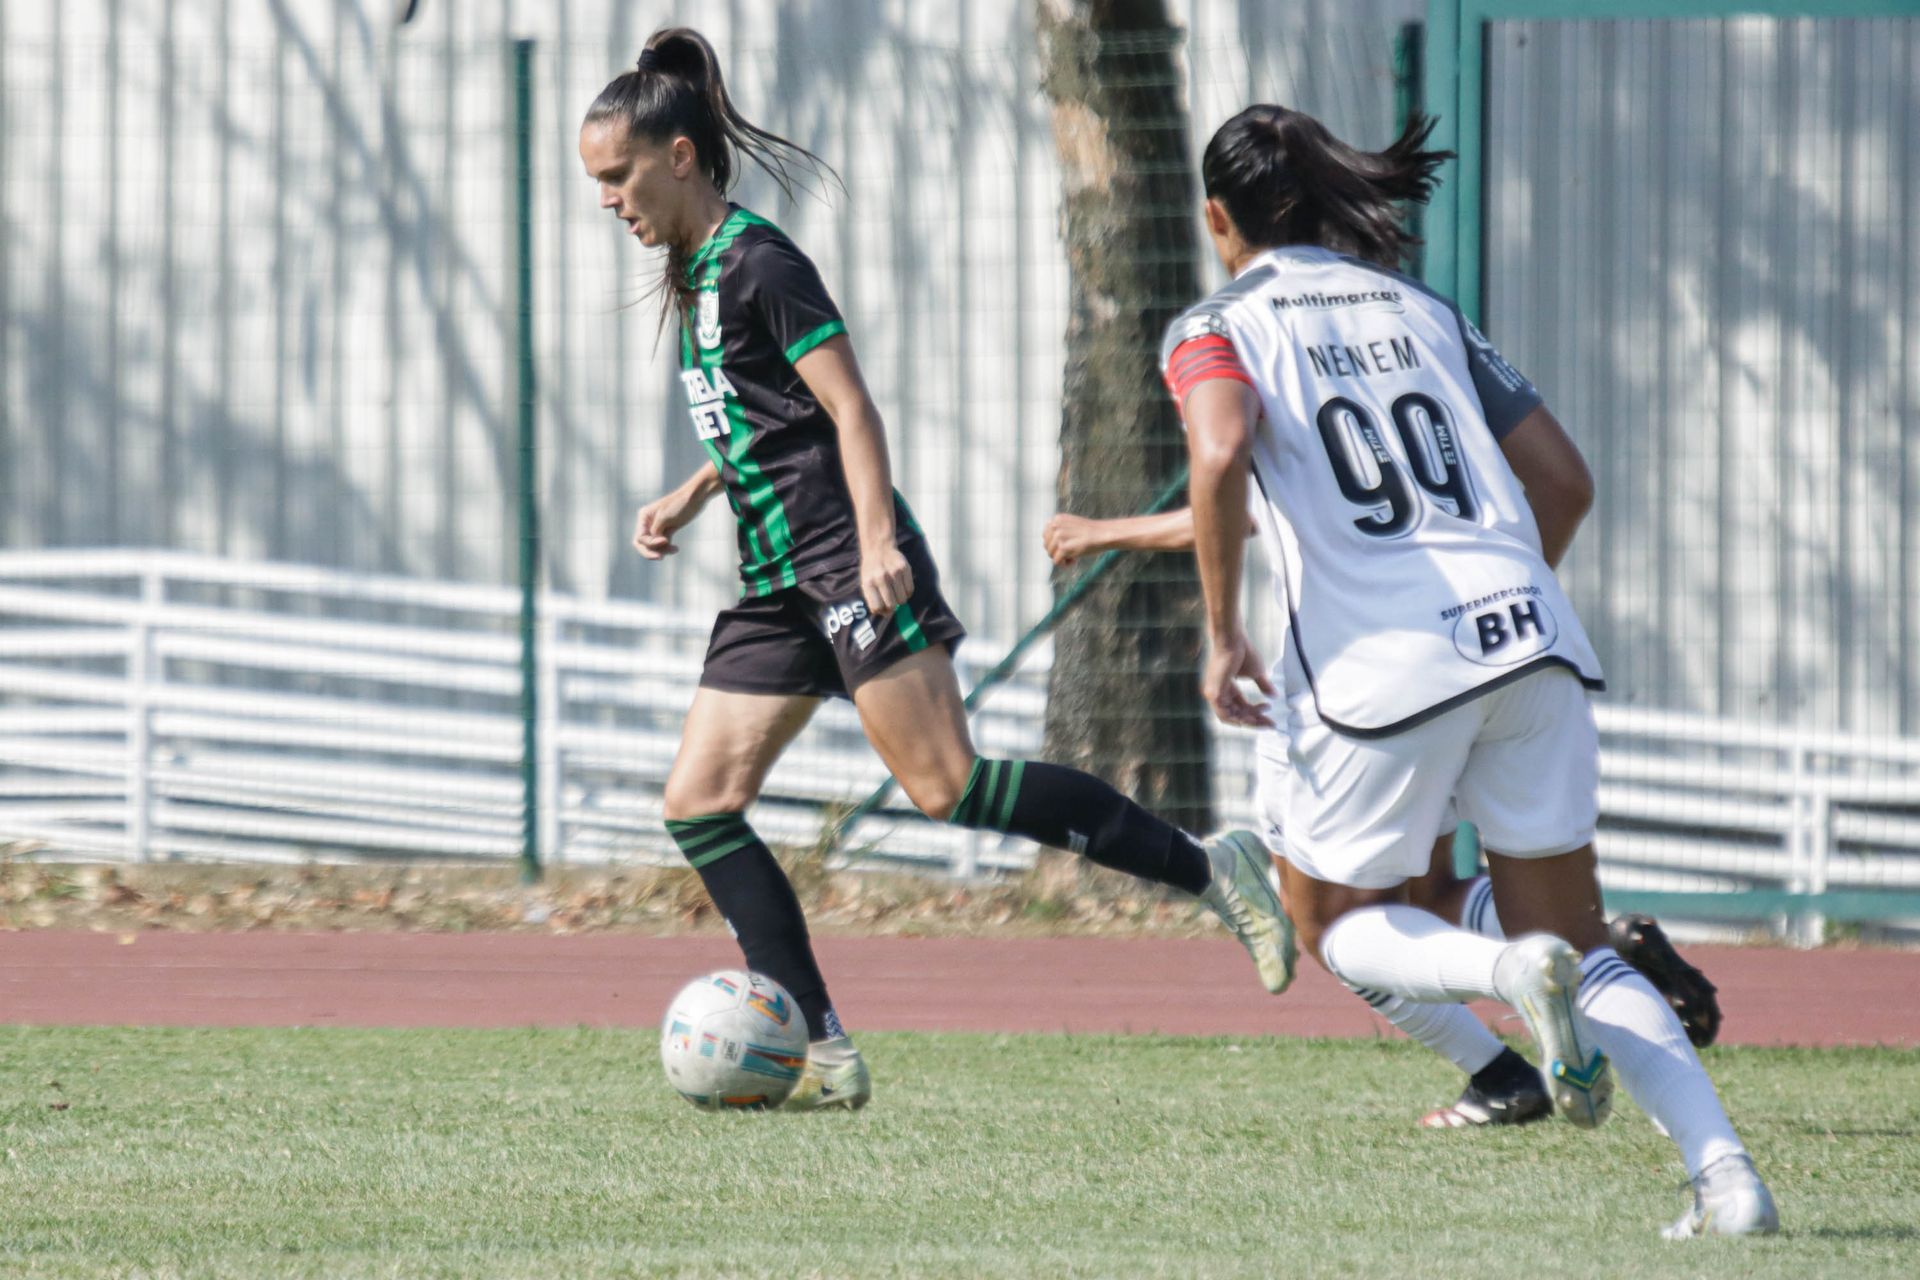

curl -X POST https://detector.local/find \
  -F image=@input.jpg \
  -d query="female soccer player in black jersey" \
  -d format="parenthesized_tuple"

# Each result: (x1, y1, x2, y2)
(578, 28, 1292, 1109)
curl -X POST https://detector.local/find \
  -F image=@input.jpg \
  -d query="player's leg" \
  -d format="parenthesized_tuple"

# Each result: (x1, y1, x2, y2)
(1405, 826, 1473, 923)
(1446, 849, 1723, 1046)
(672, 593, 873, 1111)
(1276, 687, 1610, 1129)
(1384, 824, 1548, 1128)
(662, 686, 835, 1037)
(853, 645, 1203, 888)
(849, 644, 1295, 992)
(1466, 671, 1775, 1234)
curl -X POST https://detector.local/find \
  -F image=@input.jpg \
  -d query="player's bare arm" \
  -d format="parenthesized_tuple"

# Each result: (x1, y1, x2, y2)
(1042, 507, 1257, 566)
(632, 464, 724, 559)
(1497, 405, 1593, 569)
(1183, 377, 1275, 729)
(795, 334, 913, 615)
(1042, 509, 1196, 565)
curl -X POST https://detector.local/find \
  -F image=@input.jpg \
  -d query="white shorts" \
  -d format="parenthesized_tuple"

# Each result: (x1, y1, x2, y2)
(1280, 667, 1598, 890)
(1254, 726, 1457, 854)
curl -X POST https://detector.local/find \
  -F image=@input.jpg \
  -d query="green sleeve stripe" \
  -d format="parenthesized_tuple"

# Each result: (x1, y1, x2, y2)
(893, 603, 928, 653)
(995, 760, 1025, 833)
(783, 319, 847, 365)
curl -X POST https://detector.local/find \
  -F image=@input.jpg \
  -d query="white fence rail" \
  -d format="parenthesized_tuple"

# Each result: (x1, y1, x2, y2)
(4, 551, 1920, 938)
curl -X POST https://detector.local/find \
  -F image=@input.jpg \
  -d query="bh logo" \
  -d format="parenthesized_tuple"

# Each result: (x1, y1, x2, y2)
(1453, 597, 1558, 666)
(823, 599, 877, 651)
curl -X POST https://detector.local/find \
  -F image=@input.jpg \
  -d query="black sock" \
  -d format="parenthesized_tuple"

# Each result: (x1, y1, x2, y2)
(1470, 1045, 1538, 1093)
(946, 758, 1210, 896)
(665, 813, 837, 1042)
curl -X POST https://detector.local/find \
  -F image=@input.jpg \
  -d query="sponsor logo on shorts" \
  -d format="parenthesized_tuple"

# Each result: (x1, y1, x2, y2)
(823, 599, 876, 650)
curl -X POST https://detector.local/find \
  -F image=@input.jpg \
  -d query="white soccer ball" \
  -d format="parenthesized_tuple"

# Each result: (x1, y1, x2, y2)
(659, 970, 810, 1110)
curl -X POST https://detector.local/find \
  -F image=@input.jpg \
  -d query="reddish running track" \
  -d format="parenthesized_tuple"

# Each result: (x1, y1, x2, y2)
(0, 931, 1914, 1048)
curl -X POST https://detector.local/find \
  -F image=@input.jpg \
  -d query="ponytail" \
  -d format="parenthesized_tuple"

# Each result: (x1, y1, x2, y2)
(585, 28, 841, 327)
(1200, 105, 1451, 269)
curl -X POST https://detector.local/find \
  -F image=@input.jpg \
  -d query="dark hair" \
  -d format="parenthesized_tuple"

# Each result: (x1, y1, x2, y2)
(584, 28, 840, 326)
(1200, 105, 1452, 269)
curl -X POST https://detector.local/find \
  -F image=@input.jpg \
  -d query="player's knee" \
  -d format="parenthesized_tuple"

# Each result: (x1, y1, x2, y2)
(901, 772, 967, 823)
(662, 775, 753, 822)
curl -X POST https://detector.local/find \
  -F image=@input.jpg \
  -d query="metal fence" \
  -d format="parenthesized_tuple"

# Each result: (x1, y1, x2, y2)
(4, 1, 1920, 941)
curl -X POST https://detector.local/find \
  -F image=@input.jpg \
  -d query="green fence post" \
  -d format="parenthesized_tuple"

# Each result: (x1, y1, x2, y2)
(1393, 21, 1428, 279)
(512, 38, 541, 884)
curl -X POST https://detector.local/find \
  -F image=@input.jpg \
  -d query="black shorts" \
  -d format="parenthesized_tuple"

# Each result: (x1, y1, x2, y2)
(698, 538, 967, 700)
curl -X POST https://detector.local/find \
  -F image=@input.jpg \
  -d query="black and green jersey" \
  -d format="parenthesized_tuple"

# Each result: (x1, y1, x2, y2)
(677, 205, 920, 597)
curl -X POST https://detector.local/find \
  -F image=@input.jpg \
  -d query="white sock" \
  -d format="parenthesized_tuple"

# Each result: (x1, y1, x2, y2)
(1351, 986, 1505, 1075)
(1458, 874, 1506, 939)
(1319, 904, 1507, 1002)
(1577, 947, 1745, 1177)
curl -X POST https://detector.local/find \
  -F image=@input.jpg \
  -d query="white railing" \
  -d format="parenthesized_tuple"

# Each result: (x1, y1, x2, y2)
(4, 550, 1920, 938)
(0, 549, 1058, 875)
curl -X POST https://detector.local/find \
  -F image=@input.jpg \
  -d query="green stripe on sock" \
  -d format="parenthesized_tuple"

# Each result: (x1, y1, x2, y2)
(893, 603, 928, 653)
(978, 761, 1002, 832)
(672, 825, 746, 857)
(686, 836, 756, 868)
(995, 760, 1024, 833)
(666, 813, 757, 867)
(949, 758, 988, 828)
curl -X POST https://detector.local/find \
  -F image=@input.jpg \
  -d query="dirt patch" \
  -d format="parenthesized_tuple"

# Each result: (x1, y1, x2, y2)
(0, 847, 1217, 940)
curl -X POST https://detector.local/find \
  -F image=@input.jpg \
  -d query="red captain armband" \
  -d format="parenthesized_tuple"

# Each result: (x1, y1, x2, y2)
(1163, 333, 1254, 404)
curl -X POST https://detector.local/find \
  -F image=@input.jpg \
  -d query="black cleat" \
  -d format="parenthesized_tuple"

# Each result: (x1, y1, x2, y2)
(1420, 1047, 1553, 1129)
(1608, 914, 1722, 1047)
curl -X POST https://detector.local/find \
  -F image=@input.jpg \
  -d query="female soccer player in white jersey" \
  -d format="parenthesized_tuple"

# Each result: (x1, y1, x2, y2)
(1163, 103, 1775, 1236)
(577, 29, 1293, 1111)
(1041, 511, 1724, 1129)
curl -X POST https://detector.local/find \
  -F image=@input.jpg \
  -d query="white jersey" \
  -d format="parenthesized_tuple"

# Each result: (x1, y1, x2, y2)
(1161, 246, 1604, 737)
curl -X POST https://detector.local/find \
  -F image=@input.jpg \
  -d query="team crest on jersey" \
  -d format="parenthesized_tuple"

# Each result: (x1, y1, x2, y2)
(695, 289, 723, 349)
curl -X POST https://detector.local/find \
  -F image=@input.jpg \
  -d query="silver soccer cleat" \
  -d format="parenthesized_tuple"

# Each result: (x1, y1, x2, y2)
(1199, 829, 1298, 994)
(1662, 1153, 1780, 1239)
(1493, 933, 1613, 1128)
(783, 1040, 872, 1112)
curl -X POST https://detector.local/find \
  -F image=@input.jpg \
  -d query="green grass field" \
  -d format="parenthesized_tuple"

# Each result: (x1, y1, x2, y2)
(1, 1028, 1914, 1279)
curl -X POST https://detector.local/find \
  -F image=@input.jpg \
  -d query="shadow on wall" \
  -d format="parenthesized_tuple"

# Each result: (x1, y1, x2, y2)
(1490, 19, 1919, 732)
(1, 1, 521, 585)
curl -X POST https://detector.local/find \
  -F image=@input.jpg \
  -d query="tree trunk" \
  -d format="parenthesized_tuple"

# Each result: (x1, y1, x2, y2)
(1035, 0, 1211, 834)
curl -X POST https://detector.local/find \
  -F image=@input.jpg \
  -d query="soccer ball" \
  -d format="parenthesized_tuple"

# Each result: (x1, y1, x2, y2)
(659, 970, 810, 1110)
